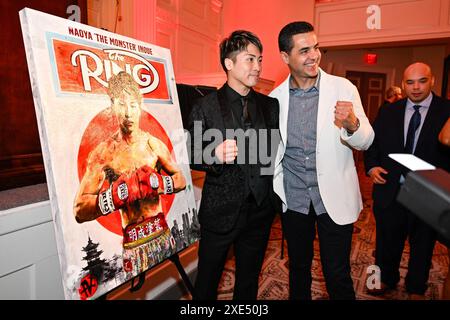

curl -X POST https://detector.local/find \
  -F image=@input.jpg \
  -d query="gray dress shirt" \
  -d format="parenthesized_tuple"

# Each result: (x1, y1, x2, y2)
(283, 75, 327, 215)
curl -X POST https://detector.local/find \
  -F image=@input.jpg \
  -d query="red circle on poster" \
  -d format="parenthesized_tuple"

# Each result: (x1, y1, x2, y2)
(77, 108, 175, 236)
(78, 273, 98, 300)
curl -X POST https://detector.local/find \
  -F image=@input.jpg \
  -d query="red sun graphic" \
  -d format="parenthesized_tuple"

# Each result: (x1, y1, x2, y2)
(77, 108, 175, 235)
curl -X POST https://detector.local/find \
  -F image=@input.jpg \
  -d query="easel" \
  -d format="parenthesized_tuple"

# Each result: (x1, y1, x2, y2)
(98, 250, 196, 299)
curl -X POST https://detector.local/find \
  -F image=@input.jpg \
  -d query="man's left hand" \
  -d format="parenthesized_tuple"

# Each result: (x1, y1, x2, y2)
(334, 101, 359, 133)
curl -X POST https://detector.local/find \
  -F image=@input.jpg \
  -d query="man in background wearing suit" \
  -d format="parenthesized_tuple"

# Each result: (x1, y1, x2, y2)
(270, 21, 374, 300)
(187, 30, 280, 300)
(364, 62, 450, 299)
(382, 86, 403, 107)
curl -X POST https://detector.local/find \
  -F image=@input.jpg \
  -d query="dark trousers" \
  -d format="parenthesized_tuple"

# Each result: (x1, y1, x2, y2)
(281, 207, 355, 300)
(373, 201, 437, 294)
(194, 195, 275, 300)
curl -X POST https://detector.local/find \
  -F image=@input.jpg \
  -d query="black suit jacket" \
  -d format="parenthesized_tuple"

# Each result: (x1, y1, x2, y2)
(364, 94, 450, 208)
(187, 84, 280, 233)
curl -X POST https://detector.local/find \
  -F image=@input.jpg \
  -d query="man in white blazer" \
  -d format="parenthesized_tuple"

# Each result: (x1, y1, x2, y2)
(270, 21, 374, 300)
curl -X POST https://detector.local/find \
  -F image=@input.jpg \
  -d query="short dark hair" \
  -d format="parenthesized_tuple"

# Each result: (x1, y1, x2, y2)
(278, 21, 314, 53)
(219, 30, 263, 72)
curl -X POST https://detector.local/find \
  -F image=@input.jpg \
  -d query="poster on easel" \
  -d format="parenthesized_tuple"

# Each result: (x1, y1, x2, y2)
(19, 7, 199, 300)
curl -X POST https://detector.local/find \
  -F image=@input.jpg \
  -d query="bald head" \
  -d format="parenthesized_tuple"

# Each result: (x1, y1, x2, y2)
(402, 62, 435, 103)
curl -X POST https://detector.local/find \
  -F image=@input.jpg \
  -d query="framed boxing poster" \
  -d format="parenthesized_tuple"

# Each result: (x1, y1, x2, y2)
(19, 8, 199, 300)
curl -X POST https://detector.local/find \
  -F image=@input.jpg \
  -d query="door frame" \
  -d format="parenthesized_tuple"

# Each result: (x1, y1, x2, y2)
(342, 64, 397, 91)
(442, 55, 450, 99)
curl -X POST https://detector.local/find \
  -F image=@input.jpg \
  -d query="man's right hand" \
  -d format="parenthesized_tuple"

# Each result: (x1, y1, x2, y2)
(215, 139, 238, 163)
(368, 166, 388, 184)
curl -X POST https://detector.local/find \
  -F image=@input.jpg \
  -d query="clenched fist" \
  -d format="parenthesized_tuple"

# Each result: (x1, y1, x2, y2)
(215, 139, 238, 164)
(334, 101, 359, 133)
(97, 165, 164, 215)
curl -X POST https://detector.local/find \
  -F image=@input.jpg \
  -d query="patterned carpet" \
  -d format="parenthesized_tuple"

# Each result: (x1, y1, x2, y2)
(215, 161, 449, 300)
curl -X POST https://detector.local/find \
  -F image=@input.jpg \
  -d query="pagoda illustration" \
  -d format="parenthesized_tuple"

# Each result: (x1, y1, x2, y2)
(81, 236, 108, 282)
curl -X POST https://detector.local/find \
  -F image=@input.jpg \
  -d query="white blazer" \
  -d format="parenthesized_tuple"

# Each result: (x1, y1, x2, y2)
(270, 68, 374, 225)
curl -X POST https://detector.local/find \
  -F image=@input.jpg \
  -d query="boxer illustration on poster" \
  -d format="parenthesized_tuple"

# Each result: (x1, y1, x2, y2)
(20, 8, 198, 299)
(74, 71, 186, 278)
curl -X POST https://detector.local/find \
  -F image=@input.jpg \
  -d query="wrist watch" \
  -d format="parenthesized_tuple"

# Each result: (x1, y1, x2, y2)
(347, 118, 360, 135)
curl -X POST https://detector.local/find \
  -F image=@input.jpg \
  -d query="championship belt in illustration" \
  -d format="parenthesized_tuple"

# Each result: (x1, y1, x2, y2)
(121, 212, 175, 274)
(122, 212, 169, 249)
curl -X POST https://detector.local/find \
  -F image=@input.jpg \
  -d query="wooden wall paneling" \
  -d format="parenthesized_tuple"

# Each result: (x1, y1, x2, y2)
(179, 0, 210, 36)
(208, 43, 221, 74)
(208, 0, 222, 32)
(87, 0, 117, 32)
(156, 21, 177, 52)
(157, 0, 177, 12)
(0, 0, 87, 191)
(88, 0, 157, 42)
(176, 0, 222, 76)
(156, 5, 178, 73)
(315, 0, 450, 47)
(133, 0, 157, 43)
(176, 72, 226, 88)
(446, 0, 450, 28)
(178, 29, 208, 74)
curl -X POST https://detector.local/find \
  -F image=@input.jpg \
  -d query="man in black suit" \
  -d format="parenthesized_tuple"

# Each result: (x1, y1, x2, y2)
(187, 30, 280, 300)
(364, 62, 450, 299)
